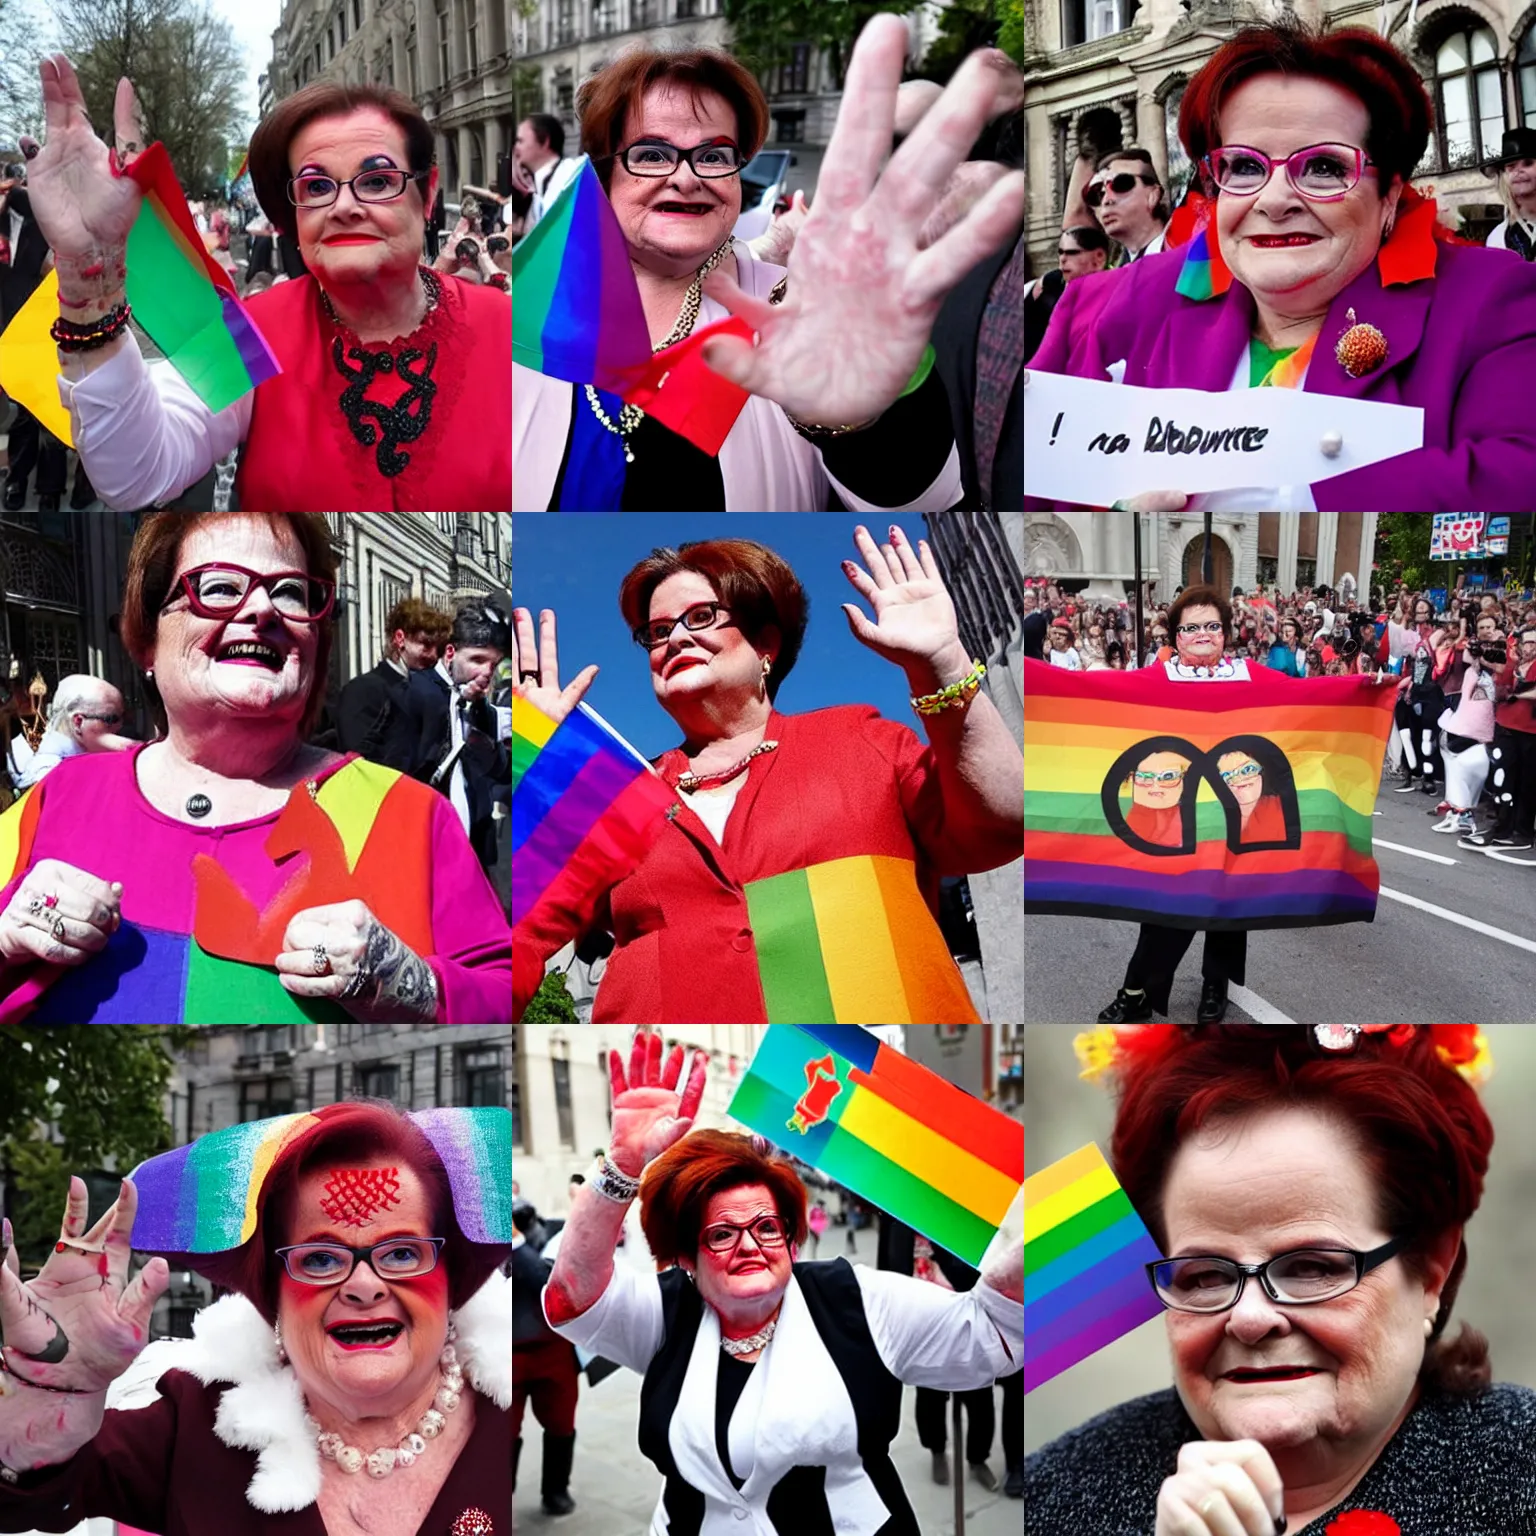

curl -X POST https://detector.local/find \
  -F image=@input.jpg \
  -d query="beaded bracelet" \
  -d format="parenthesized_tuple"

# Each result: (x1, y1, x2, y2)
(786, 344, 937, 438)
(911, 658, 987, 716)
(50, 301, 132, 353)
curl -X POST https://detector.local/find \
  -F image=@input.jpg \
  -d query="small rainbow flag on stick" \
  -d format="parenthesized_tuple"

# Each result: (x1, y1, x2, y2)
(122, 142, 281, 411)
(1025, 1142, 1163, 1393)
(728, 1025, 1023, 1266)
(512, 696, 678, 935)
(1024, 658, 1398, 929)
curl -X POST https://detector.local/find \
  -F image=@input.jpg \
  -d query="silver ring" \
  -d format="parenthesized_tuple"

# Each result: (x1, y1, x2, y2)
(312, 943, 330, 976)
(1197, 1493, 1219, 1520)
(52, 916, 66, 942)
(26, 895, 43, 915)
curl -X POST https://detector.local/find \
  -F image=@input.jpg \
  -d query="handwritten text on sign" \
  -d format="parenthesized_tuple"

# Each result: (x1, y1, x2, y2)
(1024, 373, 1424, 504)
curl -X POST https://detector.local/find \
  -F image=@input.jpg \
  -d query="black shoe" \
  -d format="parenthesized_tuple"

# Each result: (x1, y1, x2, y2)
(1420, 778, 1440, 794)
(1, 479, 24, 511)
(36, 492, 59, 513)
(931, 1450, 950, 1485)
(542, 1492, 576, 1516)
(1197, 978, 1229, 1023)
(1097, 988, 1153, 1023)
(1003, 1461, 1023, 1498)
(1392, 778, 1421, 793)
(69, 472, 96, 510)
(1489, 835, 1536, 851)
(541, 1432, 576, 1516)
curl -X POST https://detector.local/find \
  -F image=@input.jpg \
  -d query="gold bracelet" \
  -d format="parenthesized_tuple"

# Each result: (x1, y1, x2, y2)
(911, 659, 987, 716)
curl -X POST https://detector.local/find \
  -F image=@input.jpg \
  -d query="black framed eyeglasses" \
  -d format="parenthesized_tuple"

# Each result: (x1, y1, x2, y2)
(288, 167, 430, 209)
(1147, 1236, 1405, 1314)
(161, 563, 336, 622)
(1084, 171, 1156, 208)
(633, 601, 735, 649)
(610, 140, 744, 178)
(274, 1236, 447, 1286)
(700, 1215, 788, 1254)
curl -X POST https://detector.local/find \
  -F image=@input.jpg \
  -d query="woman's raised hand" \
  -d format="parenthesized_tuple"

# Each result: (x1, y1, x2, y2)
(1155, 1441, 1286, 1536)
(512, 608, 599, 729)
(0, 1176, 169, 1395)
(839, 523, 965, 675)
(29, 58, 145, 282)
(698, 14, 1024, 426)
(608, 1030, 708, 1177)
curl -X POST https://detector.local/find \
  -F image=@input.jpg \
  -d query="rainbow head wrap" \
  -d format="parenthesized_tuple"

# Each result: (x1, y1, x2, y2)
(128, 1105, 510, 1311)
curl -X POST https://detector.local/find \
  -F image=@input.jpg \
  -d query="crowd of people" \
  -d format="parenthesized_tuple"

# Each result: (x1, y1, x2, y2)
(1024, 573, 1536, 857)
(510, 17, 1027, 511)
(1025, 16, 1536, 512)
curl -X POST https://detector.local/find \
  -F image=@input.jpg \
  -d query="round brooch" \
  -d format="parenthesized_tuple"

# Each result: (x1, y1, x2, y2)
(1334, 306, 1388, 378)
(450, 1509, 495, 1536)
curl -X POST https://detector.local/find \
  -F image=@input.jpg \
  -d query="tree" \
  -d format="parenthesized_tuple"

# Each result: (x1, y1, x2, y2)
(918, 0, 1004, 84)
(57, 0, 248, 198)
(521, 970, 579, 1022)
(1373, 514, 1434, 593)
(0, 0, 48, 148)
(0, 1026, 193, 1268)
(721, 0, 913, 90)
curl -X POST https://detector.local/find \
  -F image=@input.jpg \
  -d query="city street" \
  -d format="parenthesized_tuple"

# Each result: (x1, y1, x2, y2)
(1026, 763, 1536, 1024)
(514, 1226, 1022, 1535)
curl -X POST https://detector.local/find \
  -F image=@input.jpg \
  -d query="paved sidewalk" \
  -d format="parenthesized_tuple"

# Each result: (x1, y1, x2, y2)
(514, 1227, 1021, 1534)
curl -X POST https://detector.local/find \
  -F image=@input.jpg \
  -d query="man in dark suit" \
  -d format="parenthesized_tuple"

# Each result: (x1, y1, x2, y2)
(335, 596, 451, 772)
(410, 602, 511, 875)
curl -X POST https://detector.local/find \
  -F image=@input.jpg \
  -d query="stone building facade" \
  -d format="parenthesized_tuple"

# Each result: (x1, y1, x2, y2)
(1023, 511, 1381, 598)
(267, 0, 517, 197)
(1023, 0, 1536, 276)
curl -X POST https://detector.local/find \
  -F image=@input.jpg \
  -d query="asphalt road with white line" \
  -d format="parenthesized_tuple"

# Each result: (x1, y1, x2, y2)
(1025, 769, 1536, 1024)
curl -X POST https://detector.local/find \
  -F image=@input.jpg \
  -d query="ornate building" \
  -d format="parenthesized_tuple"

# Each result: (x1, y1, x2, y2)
(1023, 511, 1381, 598)
(266, 0, 516, 196)
(1023, 0, 1536, 276)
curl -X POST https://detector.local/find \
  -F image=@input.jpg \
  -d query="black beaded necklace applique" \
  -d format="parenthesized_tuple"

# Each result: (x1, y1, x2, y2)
(323, 268, 442, 479)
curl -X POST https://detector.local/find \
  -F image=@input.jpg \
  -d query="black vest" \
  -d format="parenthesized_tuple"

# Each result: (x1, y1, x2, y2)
(636, 1258, 916, 1535)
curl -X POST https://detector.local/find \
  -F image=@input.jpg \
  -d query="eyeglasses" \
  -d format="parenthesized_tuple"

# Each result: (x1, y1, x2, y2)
(1177, 621, 1225, 635)
(1220, 762, 1262, 783)
(1203, 143, 1378, 202)
(1146, 1236, 1405, 1314)
(611, 140, 744, 178)
(162, 564, 336, 623)
(633, 601, 735, 649)
(1084, 171, 1155, 208)
(700, 1215, 788, 1253)
(287, 167, 429, 208)
(77, 712, 123, 725)
(1133, 768, 1186, 784)
(274, 1237, 447, 1286)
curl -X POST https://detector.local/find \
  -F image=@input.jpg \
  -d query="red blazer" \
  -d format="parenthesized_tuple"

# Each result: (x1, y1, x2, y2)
(586, 704, 1018, 1024)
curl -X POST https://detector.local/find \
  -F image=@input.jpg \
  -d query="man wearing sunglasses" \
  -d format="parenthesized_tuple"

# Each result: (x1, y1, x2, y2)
(11, 674, 133, 789)
(1070, 147, 1168, 262)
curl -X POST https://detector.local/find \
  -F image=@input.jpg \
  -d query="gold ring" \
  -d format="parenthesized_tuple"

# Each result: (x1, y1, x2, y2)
(1198, 1493, 1219, 1520)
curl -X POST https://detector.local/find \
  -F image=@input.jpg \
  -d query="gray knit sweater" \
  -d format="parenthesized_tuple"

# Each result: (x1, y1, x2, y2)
(1025, 1383, 1536, 1535)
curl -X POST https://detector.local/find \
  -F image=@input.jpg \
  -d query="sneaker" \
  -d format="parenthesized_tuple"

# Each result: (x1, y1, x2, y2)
(1430, 814, 1462, 834)
(1488, 835, 1536, 851)
(1393, 779, 1422, 793)
(1456, 814, 1476, 836)
(1420, 778, 1441, 793)
(1459, 831, 1495, 849)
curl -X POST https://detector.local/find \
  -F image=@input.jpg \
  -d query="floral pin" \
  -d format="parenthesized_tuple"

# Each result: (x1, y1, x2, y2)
(1326, 1511, 1401, 1536)
(1335, 307, 1389, 378)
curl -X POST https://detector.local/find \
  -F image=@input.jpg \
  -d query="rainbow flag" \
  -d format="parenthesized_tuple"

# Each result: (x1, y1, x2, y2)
(728, 1025, 1023, 1266)
(743, 855, 981, 1023)
(1024, 658, 1398, 929)
(1173, 218, 1233, 302)
(123, 142, 281, 411)
(126, 1106, 511, 1252)
(1025, 1143, 1163, 1393)
(512, 158, 650, 395)
(512, 696, 678, 933)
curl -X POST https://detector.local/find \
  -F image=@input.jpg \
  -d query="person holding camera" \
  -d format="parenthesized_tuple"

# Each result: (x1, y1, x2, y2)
(1433, 627, 1502, 837)
(1460, 623, 1536, 853)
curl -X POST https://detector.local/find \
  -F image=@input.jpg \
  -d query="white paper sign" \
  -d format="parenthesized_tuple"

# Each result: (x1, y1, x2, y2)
(1023, 371, 1424, 504)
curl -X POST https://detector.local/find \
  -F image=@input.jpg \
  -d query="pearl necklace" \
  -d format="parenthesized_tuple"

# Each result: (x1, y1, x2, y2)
(720, 1318, 777, 1357)
(310, 1342, 464, 1478)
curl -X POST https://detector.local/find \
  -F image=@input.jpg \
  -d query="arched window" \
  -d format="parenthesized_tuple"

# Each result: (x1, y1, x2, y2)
(1520, 28, 1536, 125)
(1431, 24, 1504, 170)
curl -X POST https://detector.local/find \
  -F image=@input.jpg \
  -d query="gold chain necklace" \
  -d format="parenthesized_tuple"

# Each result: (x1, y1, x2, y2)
(585, 237, 736, 463)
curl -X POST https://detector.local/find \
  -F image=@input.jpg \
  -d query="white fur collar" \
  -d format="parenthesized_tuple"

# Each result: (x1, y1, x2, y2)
(105, 1271, 510, 1514)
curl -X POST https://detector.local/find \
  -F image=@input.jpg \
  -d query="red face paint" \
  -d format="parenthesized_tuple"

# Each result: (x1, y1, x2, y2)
(318, 1167, 403, 1228)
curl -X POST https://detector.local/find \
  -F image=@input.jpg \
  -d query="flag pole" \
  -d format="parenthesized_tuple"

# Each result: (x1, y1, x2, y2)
(1203, 510, 1214, 584)
(953, 1393, 965, 1533)
(1133, 509, 1145, 666)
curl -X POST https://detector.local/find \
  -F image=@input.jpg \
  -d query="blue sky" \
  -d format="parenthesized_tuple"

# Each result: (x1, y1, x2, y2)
(510, 515, 935, 759)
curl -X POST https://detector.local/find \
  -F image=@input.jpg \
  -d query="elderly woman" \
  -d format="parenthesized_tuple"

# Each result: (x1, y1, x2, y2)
(511, 526, 1022, 1022)
(0, 1100, 510, 1535)
(1027, 1024, 1536, 1535)
(27, 60, 510, 511)
(1032, 19, 1536, 512)
(513, 15, 1025, 510)
(544, 1032, 1022, 1531)
(0, 512, 510, 1023)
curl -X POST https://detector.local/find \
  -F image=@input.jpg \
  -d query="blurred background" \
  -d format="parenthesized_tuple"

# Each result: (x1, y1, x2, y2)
(1025, 1023, 1536, 1456)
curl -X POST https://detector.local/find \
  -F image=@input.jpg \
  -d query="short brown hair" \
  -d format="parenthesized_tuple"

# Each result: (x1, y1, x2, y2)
(248, 82, 436, 243)
(385, 596, 452, 655)
(639, 1130, 809, 1269)
(578, 48, 769, 195)
(1166, 583, 1232, 642)
(120, 514, 338, 739)
(619, 539, 807, 703)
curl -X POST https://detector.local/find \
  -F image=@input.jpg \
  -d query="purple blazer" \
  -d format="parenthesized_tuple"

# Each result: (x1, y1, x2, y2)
(1030, 240, 1536, 511)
